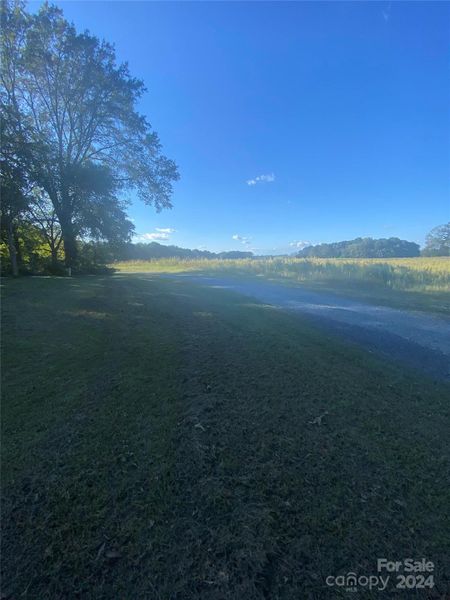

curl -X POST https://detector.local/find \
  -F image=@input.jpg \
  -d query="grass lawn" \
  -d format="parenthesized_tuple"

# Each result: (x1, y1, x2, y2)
(2, 274, 450, 598)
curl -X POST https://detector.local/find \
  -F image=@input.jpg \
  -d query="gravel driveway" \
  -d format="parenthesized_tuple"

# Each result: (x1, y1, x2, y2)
(173, 275, 450, 380)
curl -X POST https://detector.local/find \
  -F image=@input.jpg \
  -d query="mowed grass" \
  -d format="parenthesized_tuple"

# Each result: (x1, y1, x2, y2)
(2, 274, 450, 599)
(113, 256, 450, 315)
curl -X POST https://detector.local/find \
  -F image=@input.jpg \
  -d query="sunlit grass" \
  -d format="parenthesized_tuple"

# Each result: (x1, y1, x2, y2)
(112, 256, 450, 293)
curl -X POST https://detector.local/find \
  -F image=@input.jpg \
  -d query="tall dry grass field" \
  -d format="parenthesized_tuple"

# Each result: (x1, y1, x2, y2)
(113, 256, 450, 294)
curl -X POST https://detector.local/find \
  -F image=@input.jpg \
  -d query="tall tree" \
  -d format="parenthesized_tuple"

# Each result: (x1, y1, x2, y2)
(1, 0, 178, 268)
(0, 0, 32, 274)
(0, 136, 28, 275)
(423, 223, 450, 256)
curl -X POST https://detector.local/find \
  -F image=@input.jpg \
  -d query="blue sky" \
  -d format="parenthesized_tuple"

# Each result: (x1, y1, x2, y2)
(33, 1, 449, 254)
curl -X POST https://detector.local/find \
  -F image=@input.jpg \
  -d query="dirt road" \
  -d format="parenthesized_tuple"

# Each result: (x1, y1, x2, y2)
(174, 275, 450, 380)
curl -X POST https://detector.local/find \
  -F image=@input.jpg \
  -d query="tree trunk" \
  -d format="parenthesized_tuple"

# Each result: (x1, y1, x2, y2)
(59, 213, 77, 269)
(13, 226, 23, 268)
(6, 219, 19, 277)
(51, 247, 59, 269)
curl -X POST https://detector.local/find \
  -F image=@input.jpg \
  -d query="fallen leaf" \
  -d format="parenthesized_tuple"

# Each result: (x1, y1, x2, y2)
(95, 542, 105, 561)
(309, 411, 328, 425)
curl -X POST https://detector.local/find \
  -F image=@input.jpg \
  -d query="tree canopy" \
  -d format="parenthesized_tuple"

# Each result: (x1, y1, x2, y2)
(297, 237, 420, 259)
(422, 223, 450, 257)
(0, 0, 179, 270)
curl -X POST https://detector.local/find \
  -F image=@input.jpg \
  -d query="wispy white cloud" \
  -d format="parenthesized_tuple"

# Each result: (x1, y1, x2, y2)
(289, 240, 311, 250)
(246, 173, 275, 186)
(382, 2, 391, 21)
(136, 232, 169, 242)
(134, 227, 176, 243)
(232, 234, 252, 246)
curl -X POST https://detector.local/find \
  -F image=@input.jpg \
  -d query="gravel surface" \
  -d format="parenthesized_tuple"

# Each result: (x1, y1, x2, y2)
(173, 275, 450, 380)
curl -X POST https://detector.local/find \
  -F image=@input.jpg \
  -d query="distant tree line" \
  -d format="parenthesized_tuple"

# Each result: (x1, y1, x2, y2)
(297, 237, 421, 258)
(77, 241, 254, 266)
(121, 243, 253, 261)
